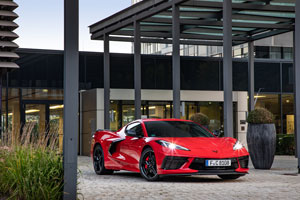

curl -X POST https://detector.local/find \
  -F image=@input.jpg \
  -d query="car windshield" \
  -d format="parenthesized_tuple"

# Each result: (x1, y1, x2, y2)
(144, 121, 214, 138)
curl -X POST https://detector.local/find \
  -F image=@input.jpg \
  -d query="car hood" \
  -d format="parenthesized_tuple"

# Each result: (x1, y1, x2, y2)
(155, 137, 236, 150)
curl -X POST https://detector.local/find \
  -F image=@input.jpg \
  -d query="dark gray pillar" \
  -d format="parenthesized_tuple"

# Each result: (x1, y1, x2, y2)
(295, 1, 300, 173)
(172, 3, 181, 119)
(248, 42, 255, 111)
(63, 0, 79, 199)
(223, 0, 233, 138)
(134, 21, 142, 119)
(104, 34, 110, 129)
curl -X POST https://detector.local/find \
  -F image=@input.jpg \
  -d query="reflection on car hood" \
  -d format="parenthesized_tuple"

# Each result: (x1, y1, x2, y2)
(154, 137, 236, 150)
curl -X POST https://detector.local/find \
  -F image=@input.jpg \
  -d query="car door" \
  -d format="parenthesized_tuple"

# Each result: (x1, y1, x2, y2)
(120, 122, 145, 171)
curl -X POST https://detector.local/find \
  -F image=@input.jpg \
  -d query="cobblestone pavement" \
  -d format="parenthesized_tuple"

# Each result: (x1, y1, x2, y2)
(78, 156, 300, 200)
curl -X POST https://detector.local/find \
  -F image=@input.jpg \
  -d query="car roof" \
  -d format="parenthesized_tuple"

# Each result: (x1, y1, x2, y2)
(140, 118, 193, 122)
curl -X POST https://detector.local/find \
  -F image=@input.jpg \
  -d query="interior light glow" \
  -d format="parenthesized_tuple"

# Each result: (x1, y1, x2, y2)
(50, 105, 64, 110)
(247, 95, 267, 99)
(25, 109, 40, 114)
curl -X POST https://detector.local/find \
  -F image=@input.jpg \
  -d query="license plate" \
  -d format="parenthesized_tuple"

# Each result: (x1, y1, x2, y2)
(205, 160, 231, 167)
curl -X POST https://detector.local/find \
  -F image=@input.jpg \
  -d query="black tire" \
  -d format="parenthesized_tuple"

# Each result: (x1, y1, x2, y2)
(218, 174, 243, 180)
(139, 147, 160, 181)
(93, 145, 114, 175)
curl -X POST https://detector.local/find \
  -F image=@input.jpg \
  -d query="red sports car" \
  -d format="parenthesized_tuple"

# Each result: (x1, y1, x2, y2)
(91, 119, 249, 181)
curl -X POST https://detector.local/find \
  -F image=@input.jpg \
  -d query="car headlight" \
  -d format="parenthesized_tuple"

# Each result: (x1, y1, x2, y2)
(233, 140, 244, 150)
(156, 140, 190, 151)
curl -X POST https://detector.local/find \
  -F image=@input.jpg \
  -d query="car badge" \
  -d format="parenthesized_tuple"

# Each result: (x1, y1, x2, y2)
(212, 150, 218, 153)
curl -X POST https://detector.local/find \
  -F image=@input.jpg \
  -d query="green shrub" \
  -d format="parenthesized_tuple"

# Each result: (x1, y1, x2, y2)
(247, 107, 274, 124)
(190, 113, 210, 126)
(276, 134, 295, 155)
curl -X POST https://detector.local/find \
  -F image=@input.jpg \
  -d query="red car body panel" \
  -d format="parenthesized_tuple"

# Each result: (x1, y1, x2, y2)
(91, 119, 249, 176)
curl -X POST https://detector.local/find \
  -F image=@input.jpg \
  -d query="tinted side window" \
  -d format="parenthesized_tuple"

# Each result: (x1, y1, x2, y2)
(126, 123, 143, 136)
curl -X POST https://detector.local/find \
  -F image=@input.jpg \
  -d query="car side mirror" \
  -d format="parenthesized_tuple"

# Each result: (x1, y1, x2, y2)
(136, 131, 144, 138)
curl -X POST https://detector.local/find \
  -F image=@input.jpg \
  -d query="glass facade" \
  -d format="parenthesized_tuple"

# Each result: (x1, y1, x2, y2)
(109, 100, 231, 137)
(1, 87, 63, 150)
(0, 49, 296, 149)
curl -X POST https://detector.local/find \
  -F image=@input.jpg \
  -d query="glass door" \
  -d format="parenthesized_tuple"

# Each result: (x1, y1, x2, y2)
(49, 104, 64, 150)
(21, 100, 63, 150)
(24, 104, 47, 136)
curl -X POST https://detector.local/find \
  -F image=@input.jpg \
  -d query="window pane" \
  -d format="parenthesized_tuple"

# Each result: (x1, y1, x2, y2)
(181, 59, 219, 90)
(282, 95, 294, 134)
(282, 63, 294, 93)
(111, 54, 134, 89)
(255, 62, 280, 92)
(233, 61, 248, 91)
(142, 55, 172, 89)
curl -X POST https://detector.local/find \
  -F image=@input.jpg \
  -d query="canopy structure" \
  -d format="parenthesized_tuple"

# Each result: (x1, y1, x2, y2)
(90, 0, 295, 46)
(89, 0, 300, 173)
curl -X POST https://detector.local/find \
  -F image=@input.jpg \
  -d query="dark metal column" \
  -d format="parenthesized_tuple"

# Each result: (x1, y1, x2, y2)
(172, 3, 181, 119)
(63, 0, 79, 199)
(223, 0, 233, 137)
(103, 34, 110, 129)
(248, 42, 255, 111)
(134, 20, 142, 119)
(295, 1, 300, 173)
(0, 74, 2, 137)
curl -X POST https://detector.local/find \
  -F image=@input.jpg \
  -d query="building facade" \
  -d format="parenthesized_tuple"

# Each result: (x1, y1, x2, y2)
(1, 48, 295, 155)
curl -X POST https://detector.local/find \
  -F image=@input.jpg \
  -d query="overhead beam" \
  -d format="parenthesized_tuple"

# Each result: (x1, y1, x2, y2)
(108, 36, 224, 46)
(90, 0, 166, 33)
(182, 1, 295, 12)
(250, 29, 292, 41)
(91, 0, 189, 40)
(179, 19, 293, 29)
(145, 13, 293, 24)
(112, 30, 248, 41)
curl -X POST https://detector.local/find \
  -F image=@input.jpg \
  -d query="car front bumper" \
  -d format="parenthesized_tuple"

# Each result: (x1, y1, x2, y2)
(154, 149, 249, 175)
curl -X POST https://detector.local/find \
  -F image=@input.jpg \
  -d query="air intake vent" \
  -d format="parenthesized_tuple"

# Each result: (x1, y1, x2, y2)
(0, 0, 19, 69)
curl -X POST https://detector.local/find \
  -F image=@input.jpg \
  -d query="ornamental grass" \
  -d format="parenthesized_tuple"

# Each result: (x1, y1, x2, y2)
(0, 122, 64, 200)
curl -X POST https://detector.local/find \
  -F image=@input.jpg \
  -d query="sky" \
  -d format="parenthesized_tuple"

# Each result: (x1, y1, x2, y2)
(14, 0, 132, 53)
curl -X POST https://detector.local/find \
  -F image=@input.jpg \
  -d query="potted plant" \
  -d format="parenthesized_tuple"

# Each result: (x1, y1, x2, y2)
(190, 113, 210, 128)
(247, 107, 276, 169)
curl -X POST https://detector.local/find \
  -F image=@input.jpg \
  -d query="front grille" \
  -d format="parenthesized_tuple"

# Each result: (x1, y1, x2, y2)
(238, 156, 249, 168)
(161, 156, 188, 170)
(189, 158, 239, 171)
